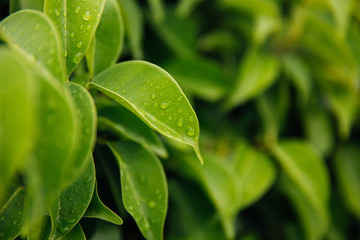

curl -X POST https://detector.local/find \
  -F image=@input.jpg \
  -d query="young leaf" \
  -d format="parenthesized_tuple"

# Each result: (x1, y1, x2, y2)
(90, 61, 203, 163)
(108, 141, 168, 240)
(98, 104, 167, 158)
(67, 82, 97, 178)
(86, 0, 124, 77)
(272, 140, 330, 239)
(63, 224, 86, 240)
(31, 78, 80, 205)
(0, 187, 25, 240)
(49, 156, 96, 239)
(0, 10, 65, 82)
(147, 0, 164, 23)
(44, 0, 105, 77)
(333, 144, 360, 221)
(224, 47, 280, 109)
(117, 0, 143, 59)
(0, 48, 36, 202)
(83, 184, 123, 225)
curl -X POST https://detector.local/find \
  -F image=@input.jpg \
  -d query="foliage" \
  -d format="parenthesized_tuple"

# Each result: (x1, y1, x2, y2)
(0, 0, 360, 239)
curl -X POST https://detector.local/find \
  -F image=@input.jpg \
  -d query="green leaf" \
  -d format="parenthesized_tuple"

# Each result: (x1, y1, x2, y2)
(225, 47, 280, 109)
(98, 104, 167, 158)
(49, 156, 95, 239)
(67, 82, 97, 178)
(117, 0, 143, 59)
(90, 61, 203, 163)
(326, 0, 351, 35)
(0, 10, 65, 82)
(333, 144, 360, 221)
(108, 141, 168, 240)
(272, 140, 330, 239)
(83, 184, 123, 225)
(86, 0, 124, 77)
(63, 224, 86, 240)
(0, 187, 25, 240)
(233, 141, 276, 209)
(0, 48, 37, 202)
(221, 0, 280, 17)
(283, 55, 312, 105)
(147, 0, 164, 23)
(176, 0, 203, 17)
(44, 0, 105, 77)
(90, 221, 122, 240)
(163, 57, 229, 102)
(30, 78, 80, 205)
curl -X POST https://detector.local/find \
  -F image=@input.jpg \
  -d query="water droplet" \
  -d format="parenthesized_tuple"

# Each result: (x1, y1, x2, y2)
(151, 94, 156, 100)
(189, 117, 194, 122)
(121, 90, 126, 94)
(65, 219, 75, 224)
(86, 24, 91, 30)
(75, 7, 81, 13)
(128, 206, 134, 211)
(63, 49, 68, 57)
(35, 24, 40, 30)
(2, 26, 6, 30)
(76, 41, 83, 48)
(160, 101, 170, 109)
(72, 52, 82, 63)
(178, 109, 183, 113)
(187, 127, 195, 136)
(55, 10, 60, 16)
(154, 103, 159, 107)
(84, 175, 92, 183)
(83, 11, 91, 21)
(63, 10, 67, 17)
(168, 116, 173, 120)
(57, 225, 69, 234)
(70, 32, 75, 38)
(80, 24, 84, 30)
(148, 201, 156, 208)
(143, 220, 150, 231)
(177, 96, 182, 101)
(0, 216, 6, 221)
(177, 118, 183, 127)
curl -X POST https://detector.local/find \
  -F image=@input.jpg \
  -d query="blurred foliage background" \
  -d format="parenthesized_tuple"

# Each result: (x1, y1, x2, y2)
(2, 0, 360, 239)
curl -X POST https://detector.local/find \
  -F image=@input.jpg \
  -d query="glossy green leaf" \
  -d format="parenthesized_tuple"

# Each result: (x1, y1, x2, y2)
(98, 104, 167, 158)
(83, 184, 123, 225)
(63, 224, 86, 240)
(272, 140, 330, 239)
(225, 47, 280, 109)
(90, 61, 203, 163)
(27, 217, 52, 240)
(44, 0, 105, 77)
(163, 57, 229, 102)
(333, 144, 360, 221)
(0, 10, 65, 82)
(67, 82, 97, 178)
(108, 141, 168, 240)
(233, 141, 276, 209)
(0, 48, 36, 202)
(90, 221, 122, 240)
(86, 0, 124, 77)
(31, 78, 80, 205)
(117, 0, 143, 59)
(49, 156, 95, 239)
(0, 187, 25, 240)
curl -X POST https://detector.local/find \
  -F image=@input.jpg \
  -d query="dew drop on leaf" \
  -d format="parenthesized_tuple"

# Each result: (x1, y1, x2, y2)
(70, 32, 75, 38)
(83, 11, 91, 21)
(151, 94, 156, 100)
(75, 7, 81, 13)
(148, 201, 156, 208)
(177, 118, 184, 127)
(55, 9, 60, 16)
(187, 127, 195, 136)
(160, 101, 170, 109)
(76, 41, 83, 48)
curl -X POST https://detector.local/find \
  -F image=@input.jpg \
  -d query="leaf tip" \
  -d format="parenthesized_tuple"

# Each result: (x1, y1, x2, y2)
(194, 143, 204, 165)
